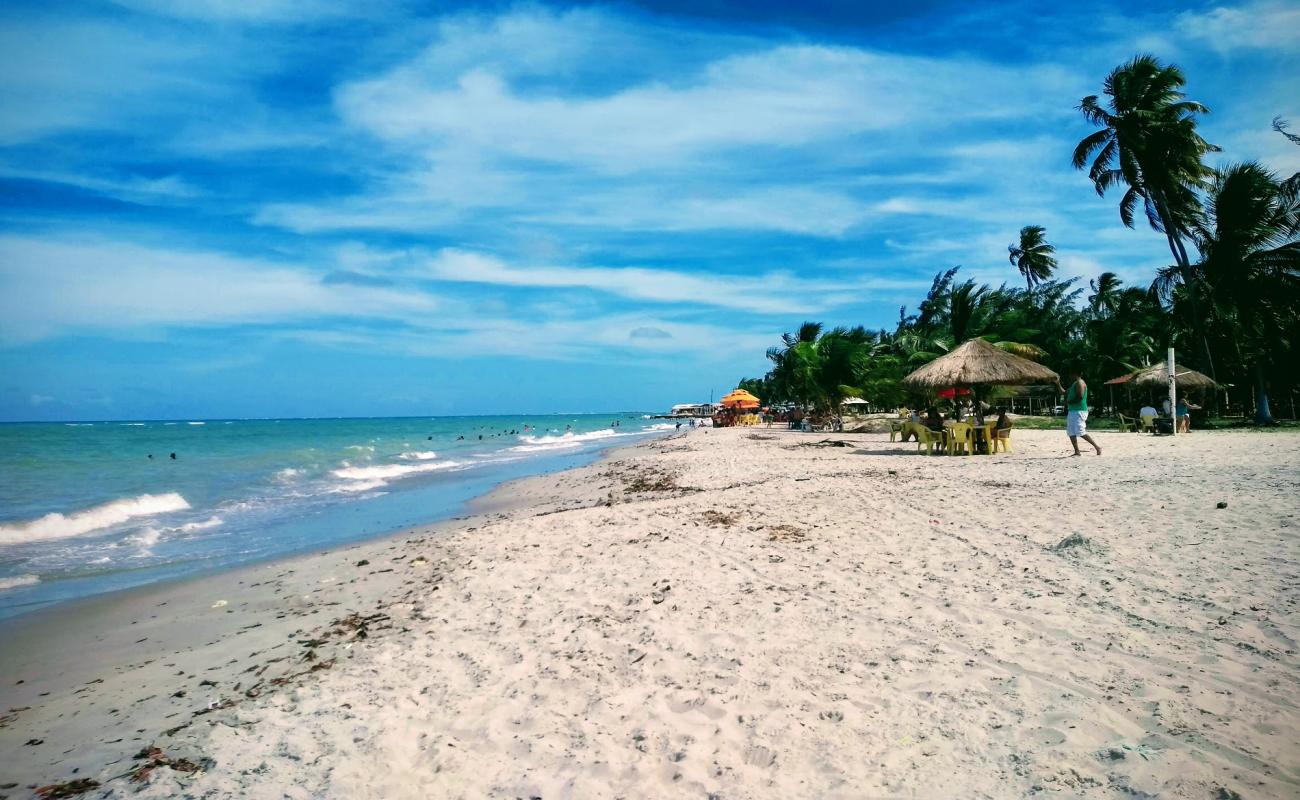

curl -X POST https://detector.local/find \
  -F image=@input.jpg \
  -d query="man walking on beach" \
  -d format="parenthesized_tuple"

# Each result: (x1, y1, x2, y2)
(1056, 367, 1101, 456)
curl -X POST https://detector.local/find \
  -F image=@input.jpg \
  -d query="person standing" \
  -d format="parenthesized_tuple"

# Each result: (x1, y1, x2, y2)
(1056, 368, 1101, 456)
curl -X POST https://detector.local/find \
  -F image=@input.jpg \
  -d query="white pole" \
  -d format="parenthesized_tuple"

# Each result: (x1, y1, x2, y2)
(1167, 347, 1177, 437)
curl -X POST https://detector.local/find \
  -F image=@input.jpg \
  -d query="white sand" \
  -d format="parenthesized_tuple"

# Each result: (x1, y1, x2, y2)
(2, 427, 1298, 798)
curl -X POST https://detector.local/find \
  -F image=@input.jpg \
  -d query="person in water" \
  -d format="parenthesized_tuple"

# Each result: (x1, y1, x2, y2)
(1056, 368, 1101, 456)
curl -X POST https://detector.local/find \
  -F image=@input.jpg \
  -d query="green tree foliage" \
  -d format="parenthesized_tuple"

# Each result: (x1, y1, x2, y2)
(740, 57, 1297, 424)
(1166, 163, 1300, 423)
(1073, 54, 1221, 378)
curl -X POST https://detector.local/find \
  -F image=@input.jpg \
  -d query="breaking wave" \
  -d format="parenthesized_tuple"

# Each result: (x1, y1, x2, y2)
(0, 493, 192, 546)
(331, 460, 462, 484)
(511, 429, 622, 452)
(0, 574, 40, 591)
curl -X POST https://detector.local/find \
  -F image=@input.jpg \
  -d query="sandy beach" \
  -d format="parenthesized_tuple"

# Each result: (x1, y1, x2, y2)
(2, 426, 1298, 799)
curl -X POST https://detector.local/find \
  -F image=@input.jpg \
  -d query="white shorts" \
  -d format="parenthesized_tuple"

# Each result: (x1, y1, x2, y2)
(1066, 410, 1087, 436)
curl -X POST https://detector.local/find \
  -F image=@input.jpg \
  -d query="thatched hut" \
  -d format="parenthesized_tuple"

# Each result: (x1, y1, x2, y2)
(1116, 361, 1216, 392)
(904, 338, 1060, 390)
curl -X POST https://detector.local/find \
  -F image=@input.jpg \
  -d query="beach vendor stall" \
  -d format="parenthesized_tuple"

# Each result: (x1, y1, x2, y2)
(718, 388, 761, 427)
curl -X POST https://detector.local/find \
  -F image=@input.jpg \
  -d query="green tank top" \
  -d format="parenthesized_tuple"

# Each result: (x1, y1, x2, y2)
(1066, 381, 1088, 412)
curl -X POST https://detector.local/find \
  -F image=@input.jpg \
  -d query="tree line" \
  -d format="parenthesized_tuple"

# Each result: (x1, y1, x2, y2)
(739, 56, 1299, 425)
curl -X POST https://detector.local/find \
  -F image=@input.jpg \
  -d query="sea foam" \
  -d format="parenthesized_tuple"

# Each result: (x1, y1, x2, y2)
(399, 451, 439, 460)
(0, 574, 40, 591)
(511, 428, 621, 452)
(331, 460, 461, 483)
(177, 516, 223, 533)
(0, 493, 192, 546)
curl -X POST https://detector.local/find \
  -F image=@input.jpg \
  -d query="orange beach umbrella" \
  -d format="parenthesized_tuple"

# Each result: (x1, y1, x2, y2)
(720, 388, 761, 409)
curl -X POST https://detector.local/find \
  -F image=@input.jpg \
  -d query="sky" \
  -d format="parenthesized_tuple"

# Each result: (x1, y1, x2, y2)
(1, 0, 1297, 420)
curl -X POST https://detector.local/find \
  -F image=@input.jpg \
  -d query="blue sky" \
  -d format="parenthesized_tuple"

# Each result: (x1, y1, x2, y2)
(1, 0, 1297, 420)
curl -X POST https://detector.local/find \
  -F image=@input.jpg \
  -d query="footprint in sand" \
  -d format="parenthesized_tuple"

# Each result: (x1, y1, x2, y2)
(743, 744, 777, 767)
(668, 694, 726, 719)
(1028, 726, 1068, 746)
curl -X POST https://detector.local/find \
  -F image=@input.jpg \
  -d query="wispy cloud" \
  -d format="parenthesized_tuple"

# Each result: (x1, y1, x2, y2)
(0, 237, 437, 343)
(1175, 1, 1300, 52)
(250, 6, 1081, 240)
(422, 248, 927, 314)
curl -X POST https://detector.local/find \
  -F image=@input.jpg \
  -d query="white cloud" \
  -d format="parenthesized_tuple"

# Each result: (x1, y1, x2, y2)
(254, 7, 1082, 238)
(0, 235, 926, 351)
(423, 249, 817, 314)
(277, 313, 779, 363)
(422, 248, 930, 314)
(0, 237, 436, 343)
(335, 22, 1075, 172)
(0, 165, 203, 203)
(1176, 1, 1300, 52)
(0, 17, 242, 145)
(521, 186, 874, 237)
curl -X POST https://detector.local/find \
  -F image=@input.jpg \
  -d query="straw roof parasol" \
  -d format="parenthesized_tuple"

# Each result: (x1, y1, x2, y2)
(1123, 361, 1216, 391)
(903, 337, 1060, 388)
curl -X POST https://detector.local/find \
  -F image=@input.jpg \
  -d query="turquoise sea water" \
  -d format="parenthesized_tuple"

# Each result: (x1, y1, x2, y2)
(0, 414, 669, 618)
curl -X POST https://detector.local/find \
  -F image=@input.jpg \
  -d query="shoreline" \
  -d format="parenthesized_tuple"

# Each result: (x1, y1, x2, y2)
(0, 423, 668, 621)
(0, 436, 647, 792)
(3, 426, 1298, 798)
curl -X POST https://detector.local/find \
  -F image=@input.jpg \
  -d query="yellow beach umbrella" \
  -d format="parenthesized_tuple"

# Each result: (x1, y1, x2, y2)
(720, 388, 761, 409)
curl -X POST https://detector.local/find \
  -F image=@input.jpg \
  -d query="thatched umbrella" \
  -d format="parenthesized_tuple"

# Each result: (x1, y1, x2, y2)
(1121, 361, 1216, 391)
(903, 337, 1060, 390)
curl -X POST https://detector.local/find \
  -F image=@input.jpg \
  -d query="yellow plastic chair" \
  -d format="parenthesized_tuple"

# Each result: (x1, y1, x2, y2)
(889, 420, 906, 442)
(992, 428, 1012, 453)
(947, 422, 974, 455)
(1140, 414, 1155, 433)
(916, 426, 942, 455)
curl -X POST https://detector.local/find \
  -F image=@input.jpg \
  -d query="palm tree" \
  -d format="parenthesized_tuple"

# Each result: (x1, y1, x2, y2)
(1273, 117, 1300, 193)
(1008, 225, 1058, 290)
(1083, 273, 1162, 380)
(1073, 55, 1217, 264)
(1073, 54, 1219, 378)
(1274, 117, 1300, 146)
(765, 322, 824, 407)
(1088, 271, 1123, 317)
(1166, 162, 1300, 424)
(762, 323, 879, 413)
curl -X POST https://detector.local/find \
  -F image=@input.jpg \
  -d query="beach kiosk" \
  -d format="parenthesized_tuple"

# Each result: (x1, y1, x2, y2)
(718, 388, 761, 426)
(903, 337, 1060, 454)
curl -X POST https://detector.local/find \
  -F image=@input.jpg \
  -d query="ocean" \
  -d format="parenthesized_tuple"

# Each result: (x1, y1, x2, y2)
(0, 413, 672, 618)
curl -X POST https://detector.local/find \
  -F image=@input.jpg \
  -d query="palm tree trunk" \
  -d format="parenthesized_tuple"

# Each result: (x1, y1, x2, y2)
(1255, 363, 1275, 425)
(1156, 201, 1219, 404)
